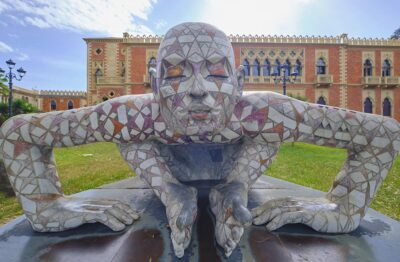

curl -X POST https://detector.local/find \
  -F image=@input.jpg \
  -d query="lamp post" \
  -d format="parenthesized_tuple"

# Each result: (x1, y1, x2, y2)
(271, 61, 299, 96)
(0, 59, 26, 117)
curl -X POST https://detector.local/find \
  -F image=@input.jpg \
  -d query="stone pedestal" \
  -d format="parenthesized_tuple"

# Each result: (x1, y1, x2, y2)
(0, 176, 399, 262)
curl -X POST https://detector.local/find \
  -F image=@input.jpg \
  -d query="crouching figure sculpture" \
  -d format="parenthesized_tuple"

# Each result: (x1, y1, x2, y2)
(1, 22, 399, 258)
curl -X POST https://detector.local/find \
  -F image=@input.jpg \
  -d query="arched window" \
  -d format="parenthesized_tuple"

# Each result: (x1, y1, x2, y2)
(317, 96, 326, 105)
(252, 59, 260, 76)
(243, 59, 250, 76)
(382, 98, 391, 116)
(316, 58, 326, 75)
(364, 97, 373, 113)
(95, 68, 102, 77)
(51, 100, 57, 111)
(363, 59, 373, 76)
(382, 59, 391, 76)
(272, 59, 281, 76)
(263, 59, 270, 76)
(68, 100, 74, 110)
(295, 59, 302, 76)
(148, 57, 157, 71)
(283, 59, 291, 77)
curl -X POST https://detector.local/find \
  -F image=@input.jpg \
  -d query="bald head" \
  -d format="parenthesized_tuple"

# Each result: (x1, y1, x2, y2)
(151, 22, 243, 136)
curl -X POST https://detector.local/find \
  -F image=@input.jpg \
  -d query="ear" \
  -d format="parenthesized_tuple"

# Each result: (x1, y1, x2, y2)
(235, 65, 245, 97)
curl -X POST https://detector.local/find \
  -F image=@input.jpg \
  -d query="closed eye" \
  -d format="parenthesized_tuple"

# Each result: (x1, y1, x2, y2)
(164, 75, 186, 80)
(207, 74, 228, 79)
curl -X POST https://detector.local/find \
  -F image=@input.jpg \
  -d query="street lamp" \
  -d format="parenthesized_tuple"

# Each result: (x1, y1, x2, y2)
(0, 59, 27, 117)
(271, 61, 299, 96)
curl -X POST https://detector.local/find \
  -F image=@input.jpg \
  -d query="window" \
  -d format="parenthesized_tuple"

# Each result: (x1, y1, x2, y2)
(272, 59, 281, 76)
(316, 58, 326, 75)
(102, 96, 109, 101)
(68, 100, 74, 110)
(317, 96, 326, 105)
(263, 59, 270, 76)
(252, 59, 260, 76)
(243, 59, 250, 76)
(382, 59, 391, 76)
(283, 59, 291, 77)
(95, 68, 102, 77)
(296, 59, 302, 76)
(364, 97, 373, 113)
(363, 59, 373, 76)
(51, 100, 57, 111)
(148, 57, 157, 71)
(382, 98, 391, 116)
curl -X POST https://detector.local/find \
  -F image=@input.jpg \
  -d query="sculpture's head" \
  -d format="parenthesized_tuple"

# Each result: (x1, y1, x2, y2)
(151, 22, 244, 136)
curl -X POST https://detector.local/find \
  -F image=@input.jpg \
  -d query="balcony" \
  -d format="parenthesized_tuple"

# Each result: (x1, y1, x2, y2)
(382, 77, 400, 88)
(362, 76, 381, 88)
(96, 77, 125, 85)
(315, 74, 333, 87)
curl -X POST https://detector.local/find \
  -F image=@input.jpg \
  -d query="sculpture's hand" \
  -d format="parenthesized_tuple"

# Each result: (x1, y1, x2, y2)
(210, 181, 252, 257)
(29, 196, 139, 232)
(251, 197, 358, 233)
(165, 183, 198, 258)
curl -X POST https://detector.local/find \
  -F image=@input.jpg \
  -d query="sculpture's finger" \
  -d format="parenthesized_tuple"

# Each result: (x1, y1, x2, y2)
(265, 211, 306, 231)
(115, 203, 140, 220)
(171, 232, 185, 258)
(232, 202, 252, 226)
(176, 206, 196, 230)
(107, 206, 133, 225)
(253, 204, 303, 225)
(224, 238, 237, 257)
(231, 225, 244, 243)
(89, 212, 126, 231)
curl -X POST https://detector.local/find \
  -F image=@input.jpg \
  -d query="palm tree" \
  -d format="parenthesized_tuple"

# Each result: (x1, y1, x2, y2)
(0, 73, 9, 102)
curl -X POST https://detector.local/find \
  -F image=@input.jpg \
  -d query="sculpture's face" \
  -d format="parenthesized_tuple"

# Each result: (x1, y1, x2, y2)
(153, 22, 243, 136)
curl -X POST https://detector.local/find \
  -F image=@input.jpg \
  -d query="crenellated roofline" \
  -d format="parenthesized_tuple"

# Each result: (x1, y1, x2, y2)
(117, 32, 400, 47)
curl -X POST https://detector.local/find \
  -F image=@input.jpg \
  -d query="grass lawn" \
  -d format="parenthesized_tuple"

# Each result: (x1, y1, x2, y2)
(0, 142, 399, 225)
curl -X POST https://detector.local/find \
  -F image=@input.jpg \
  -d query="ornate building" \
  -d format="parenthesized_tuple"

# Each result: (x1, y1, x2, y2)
(84, 33, 400, 121)
(0, 87, 87, 112)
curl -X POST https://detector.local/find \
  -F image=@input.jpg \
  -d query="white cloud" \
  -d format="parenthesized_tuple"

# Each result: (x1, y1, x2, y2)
(0, 41, 13, 53)
(200, 0, 314, 35)
(17, 52, 29, 61)
(155, 20, 167, 30)
(0, 0, 157, 36)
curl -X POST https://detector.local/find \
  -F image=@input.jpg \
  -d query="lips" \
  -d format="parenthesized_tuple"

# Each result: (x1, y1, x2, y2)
(189, 105, 211, 120)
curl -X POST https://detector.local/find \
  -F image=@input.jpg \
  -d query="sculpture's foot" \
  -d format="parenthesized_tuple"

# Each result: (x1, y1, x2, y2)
(165, 183, 198, 258)
(210, 181, 252, 257)
(251, 197, 358, 233)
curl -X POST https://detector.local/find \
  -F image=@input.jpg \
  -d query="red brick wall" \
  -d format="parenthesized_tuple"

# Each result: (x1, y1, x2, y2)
(42, 97, 82, 112)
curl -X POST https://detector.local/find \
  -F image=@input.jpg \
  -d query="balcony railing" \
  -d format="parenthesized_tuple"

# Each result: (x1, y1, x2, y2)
(362, 76, 381, 88)
(315, 74, 333, 87)
(96, 77, 125, 85)
(382, 76, 400, 88)
(244, 75, 303, 84)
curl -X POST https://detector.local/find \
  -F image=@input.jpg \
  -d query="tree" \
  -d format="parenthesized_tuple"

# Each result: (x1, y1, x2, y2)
(390, 28, 400, 39)
(0, 73, 9, 99)
(0, 99, 38, 126)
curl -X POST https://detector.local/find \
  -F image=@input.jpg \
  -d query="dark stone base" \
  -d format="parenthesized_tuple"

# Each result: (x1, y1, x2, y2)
(0, 176, 399, 262)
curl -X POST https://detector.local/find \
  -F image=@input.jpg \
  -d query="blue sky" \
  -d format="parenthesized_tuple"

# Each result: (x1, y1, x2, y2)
(0, 0, 399, 92)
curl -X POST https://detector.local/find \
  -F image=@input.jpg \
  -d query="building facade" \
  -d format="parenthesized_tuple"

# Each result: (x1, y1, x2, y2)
(0, 87, 87, 112)
(84, 33, 400, 121)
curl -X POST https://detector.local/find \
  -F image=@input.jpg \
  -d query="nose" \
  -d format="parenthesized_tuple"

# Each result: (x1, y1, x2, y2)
(189, 79, 208, 99)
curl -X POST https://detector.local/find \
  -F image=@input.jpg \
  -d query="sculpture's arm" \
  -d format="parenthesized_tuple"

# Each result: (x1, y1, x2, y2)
(118, 141, 197, 258)
(0, 95, 154, 231)
(209, 138, 280, 256)
(243, 92, 400, 232)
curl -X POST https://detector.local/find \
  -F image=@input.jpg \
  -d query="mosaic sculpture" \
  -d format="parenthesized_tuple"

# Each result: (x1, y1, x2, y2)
(0, 22, 399, 258)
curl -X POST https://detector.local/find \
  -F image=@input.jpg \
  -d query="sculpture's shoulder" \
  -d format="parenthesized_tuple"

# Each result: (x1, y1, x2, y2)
(105, 93, 157, 110)
(239, 91, 287, 106)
